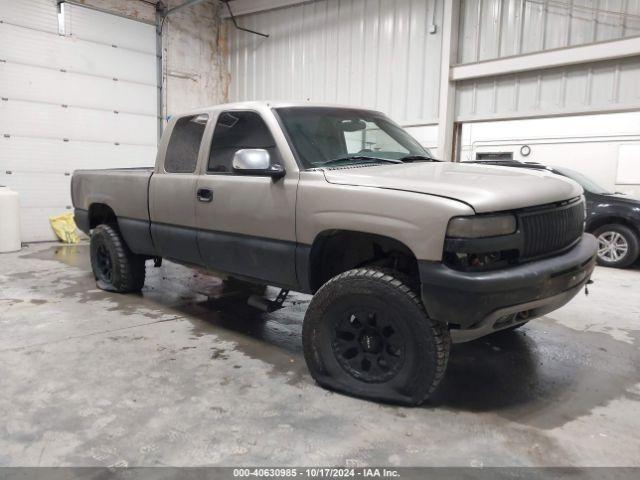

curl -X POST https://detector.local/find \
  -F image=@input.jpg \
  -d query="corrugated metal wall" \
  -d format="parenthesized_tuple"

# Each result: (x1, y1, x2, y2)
(226, 0, 442, 124)
(455, 55, 640, 121)
(455, 0, 640, 121)
(458, 0, 640, 64)
(227, 0, 640, 125)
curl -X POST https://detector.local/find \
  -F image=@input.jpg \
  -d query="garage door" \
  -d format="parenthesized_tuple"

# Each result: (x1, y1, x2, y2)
(0, 0, 157, 242)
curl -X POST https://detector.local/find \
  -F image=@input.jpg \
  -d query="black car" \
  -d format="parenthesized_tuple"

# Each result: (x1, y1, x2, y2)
(470, 160, 640, 268)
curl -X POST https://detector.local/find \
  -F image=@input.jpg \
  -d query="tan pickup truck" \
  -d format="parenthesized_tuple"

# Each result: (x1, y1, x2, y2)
(72, 102, 597, 405)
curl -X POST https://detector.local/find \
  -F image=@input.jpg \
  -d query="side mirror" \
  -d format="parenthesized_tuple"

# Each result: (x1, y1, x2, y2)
(232, 149, 285, 179)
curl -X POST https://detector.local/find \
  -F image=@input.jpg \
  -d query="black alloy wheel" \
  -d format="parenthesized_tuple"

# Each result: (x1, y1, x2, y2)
(95, 243, 114, 284)
(331, 308, 406, 383)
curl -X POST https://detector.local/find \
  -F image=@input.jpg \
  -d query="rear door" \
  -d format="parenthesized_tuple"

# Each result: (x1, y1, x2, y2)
(194, 110, 298, 288)
(149, 113, 208, 265)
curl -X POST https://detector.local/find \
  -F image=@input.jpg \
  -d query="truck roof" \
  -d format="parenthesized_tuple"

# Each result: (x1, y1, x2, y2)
(176, 101, 384, 117)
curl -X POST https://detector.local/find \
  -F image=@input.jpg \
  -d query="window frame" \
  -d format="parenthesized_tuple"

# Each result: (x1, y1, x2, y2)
(204, 109, 280, 176)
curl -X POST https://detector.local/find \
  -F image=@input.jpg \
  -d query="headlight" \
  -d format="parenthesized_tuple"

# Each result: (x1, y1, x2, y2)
(446, 214, 516, 238)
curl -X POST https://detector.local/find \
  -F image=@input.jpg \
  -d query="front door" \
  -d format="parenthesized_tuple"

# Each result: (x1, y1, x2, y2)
(195, 110, 298, 288)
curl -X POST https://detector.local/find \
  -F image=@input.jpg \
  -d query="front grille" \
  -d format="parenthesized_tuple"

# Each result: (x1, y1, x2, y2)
(519, 199, 584, 259)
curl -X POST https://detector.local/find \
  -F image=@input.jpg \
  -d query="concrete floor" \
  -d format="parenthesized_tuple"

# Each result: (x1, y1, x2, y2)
(0, 242, 639, 467)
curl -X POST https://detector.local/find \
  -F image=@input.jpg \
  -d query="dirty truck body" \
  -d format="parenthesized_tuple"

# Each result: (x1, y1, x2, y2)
(72, 102, 597, 405)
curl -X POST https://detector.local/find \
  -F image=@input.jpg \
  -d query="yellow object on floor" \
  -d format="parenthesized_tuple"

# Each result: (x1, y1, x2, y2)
(50, 212, 80, 244)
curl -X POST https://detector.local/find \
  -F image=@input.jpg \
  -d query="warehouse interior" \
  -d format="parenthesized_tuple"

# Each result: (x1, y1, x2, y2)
(1, 0, 640, 472)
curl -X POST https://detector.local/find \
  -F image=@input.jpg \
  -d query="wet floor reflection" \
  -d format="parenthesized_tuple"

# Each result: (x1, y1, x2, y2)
(28, 243, 640, 428)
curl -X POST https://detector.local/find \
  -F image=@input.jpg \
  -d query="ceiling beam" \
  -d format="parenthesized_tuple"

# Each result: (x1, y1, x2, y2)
(451, 36, 640, 82)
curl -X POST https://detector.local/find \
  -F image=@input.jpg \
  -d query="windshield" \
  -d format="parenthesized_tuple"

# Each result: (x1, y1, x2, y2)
(275, 107, 434, 169)
(553, 167, 614, 195)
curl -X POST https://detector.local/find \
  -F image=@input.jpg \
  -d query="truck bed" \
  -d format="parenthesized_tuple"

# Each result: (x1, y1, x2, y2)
(72, 167, 154, 226)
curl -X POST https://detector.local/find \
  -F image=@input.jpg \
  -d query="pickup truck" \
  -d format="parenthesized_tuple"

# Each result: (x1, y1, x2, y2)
(72, 102, 597, 405)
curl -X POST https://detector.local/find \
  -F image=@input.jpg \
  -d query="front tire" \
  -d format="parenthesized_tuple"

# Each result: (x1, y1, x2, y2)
(594, 224, 639, 268)
(302, 268, 450, 406)
(90, 224, 146, 293)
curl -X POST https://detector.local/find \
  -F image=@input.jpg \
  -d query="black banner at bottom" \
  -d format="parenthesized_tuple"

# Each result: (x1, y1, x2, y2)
(1, 467, 639, 480)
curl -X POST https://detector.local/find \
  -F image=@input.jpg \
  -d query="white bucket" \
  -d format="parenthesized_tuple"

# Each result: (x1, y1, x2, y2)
(0, 186, 21, 253)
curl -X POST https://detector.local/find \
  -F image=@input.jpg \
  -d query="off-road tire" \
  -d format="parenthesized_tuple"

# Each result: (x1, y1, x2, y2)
(90, 224, 146, 293)
(593, 224, 640, 268)
(302, 268, 450, 406)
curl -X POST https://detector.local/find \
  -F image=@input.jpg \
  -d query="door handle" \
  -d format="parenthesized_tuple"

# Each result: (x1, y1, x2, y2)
(197, 188, 213, 202)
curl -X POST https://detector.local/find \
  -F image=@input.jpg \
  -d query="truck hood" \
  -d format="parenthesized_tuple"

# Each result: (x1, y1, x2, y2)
(321, 162, 583, 213)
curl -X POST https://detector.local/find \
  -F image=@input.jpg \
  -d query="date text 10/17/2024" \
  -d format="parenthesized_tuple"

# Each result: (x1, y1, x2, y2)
(232, 468, 401, 478)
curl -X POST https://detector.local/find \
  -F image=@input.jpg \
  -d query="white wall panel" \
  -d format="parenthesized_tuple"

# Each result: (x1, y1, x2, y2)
(0, 62, 156, 115)
(0, 23, 156, 85)
(0, 137, 156, 174)
(67, 3, 156, 53)
(616, 144, 640, 183)
(460, 111, 640, 195)
(0, 0, 61, 33)
(0, 100, 156, 145)
(458, 0, 640, 64)
(0, 170, 75, 240)
(455, 56, 640, 121)
(0, 0, 155, 52)
(0, 0, 157, 241)
(227, 0, 442, 124)
(0, 173, 72, 209)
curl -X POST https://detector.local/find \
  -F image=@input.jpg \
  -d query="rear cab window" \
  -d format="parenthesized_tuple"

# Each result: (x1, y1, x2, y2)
(164, 114, 209, 173)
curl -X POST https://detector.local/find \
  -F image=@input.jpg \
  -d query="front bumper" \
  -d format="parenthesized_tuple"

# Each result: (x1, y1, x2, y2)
(419, 233, 597, 343)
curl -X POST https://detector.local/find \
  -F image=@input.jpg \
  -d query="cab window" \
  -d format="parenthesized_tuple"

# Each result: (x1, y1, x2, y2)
(164, 114, 208, 173)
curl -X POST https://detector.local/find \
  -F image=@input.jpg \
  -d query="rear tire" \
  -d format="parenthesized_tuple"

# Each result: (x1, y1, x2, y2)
(90, 224, 146, 293)
(302, 268, 450, 406)
(593, 224, 639, 268)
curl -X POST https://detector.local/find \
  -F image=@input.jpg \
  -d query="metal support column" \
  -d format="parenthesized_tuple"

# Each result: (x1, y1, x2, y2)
(437, 0, 461, 161)
(155, 2, 166, 143)
(451, 122, 462, 162)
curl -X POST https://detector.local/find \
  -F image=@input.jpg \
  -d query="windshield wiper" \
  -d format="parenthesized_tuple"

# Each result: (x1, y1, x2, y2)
(316, 156, 402, 167)
(399, 155, 441, 162)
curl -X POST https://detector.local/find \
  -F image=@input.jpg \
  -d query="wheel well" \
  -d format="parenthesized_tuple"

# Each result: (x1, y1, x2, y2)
(308, 230, 419, 292)
(88, 203, 117, 229)
(587, 217, 640, 237)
